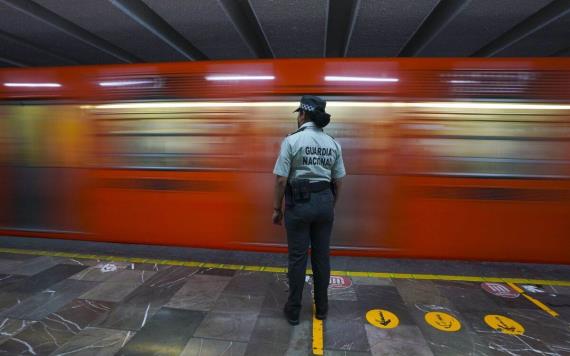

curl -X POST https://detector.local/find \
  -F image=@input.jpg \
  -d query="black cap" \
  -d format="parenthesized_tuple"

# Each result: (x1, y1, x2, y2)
(294, 95, 327, 113)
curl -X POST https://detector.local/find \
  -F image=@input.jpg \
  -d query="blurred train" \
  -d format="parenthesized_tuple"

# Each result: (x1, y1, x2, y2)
(1, 58, 569, 264)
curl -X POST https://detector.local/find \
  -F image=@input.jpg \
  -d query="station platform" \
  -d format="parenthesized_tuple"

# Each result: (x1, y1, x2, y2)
(0, 236, 568, 356)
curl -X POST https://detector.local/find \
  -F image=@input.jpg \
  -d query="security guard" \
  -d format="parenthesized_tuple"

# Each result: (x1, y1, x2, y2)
(272, 95, 346, 325)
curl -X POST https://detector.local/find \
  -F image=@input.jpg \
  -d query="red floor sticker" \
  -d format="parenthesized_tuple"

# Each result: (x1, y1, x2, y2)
(481, 282, 520, 298)
(329, 276, 352, 289)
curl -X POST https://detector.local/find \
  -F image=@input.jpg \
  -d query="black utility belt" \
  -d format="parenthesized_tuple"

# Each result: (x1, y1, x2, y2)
(288, 180, 331, 203)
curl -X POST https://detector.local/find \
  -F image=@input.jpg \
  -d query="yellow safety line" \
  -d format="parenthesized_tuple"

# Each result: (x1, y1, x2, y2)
(0, 247, 569, 286)
(312, 304, 324, 356)
(507, 282, 559, 318)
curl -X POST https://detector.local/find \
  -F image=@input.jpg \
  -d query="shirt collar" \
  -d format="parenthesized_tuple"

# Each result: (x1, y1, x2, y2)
(300, 122, 318, 129)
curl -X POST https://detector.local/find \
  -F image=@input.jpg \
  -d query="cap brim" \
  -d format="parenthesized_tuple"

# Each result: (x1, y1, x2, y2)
(293, 107, 301, 113)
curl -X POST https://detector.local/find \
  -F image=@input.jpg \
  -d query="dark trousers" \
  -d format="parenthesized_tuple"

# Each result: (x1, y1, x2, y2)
(284, 189, 334, 314)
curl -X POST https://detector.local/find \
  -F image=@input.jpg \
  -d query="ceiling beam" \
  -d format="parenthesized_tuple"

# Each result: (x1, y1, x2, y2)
(399, 0, 471, 57)
(111, 0, 207, 61)
(218, 0, 273, 58)
(0, 0, 140, 63)
(325, 0, 360, 57)
(472, 0, 570, 57)
(0, 30, 79, 65)
(0, 55, 28, 67)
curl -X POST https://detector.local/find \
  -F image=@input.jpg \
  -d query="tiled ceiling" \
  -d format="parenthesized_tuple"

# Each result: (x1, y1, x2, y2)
(0, 0, 568, 68)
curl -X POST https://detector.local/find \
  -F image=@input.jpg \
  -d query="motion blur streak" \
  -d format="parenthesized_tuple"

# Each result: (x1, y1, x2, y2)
(1, 58, 569, 263)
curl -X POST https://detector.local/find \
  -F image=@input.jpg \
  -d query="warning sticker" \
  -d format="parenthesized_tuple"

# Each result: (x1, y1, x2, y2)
(481, 283, 520, 299)
(484, 314, 524, 335)
(366, 309, 399, 329)
(329, 276, 352, 289)
(424, 312, 461, 332)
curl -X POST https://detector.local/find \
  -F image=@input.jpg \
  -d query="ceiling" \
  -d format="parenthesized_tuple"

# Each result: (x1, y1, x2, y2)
(0, 0, 568, 68)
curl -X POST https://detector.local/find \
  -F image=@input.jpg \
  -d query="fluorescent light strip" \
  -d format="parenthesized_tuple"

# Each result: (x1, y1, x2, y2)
(205, 75, 275, 81)
(99, 80, 154, 87)
(91, 101, 570, 111)
(325, 76, 399, 82)
(4, 82, 61, 88)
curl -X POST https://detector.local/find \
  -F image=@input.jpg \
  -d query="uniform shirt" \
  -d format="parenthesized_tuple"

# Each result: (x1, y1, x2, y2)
(273, 121, 346, 182)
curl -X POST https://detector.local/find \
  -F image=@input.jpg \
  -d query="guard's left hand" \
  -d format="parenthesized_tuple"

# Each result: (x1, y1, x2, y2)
(272, 210, 283, 225)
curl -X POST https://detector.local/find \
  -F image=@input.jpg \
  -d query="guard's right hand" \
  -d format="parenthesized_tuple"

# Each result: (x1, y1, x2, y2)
(272, 209, 283, 225)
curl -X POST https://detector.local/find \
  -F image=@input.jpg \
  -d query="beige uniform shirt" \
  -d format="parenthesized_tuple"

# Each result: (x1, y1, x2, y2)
(273, 122, 346, 182)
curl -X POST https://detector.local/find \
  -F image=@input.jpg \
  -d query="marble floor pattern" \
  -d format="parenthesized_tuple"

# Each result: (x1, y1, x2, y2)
(0, 252, 568, 355)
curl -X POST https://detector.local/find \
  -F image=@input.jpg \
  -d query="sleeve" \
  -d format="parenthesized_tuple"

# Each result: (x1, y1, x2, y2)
(331, 143, 346, 179)
(273, 138, 292, 177)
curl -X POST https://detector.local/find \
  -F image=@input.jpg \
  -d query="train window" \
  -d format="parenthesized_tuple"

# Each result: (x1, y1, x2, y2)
(398, 114, 570, 178)
(92, 114, 240, 170)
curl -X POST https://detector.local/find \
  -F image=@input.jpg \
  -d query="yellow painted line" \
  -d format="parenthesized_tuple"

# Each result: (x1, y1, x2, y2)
(0, 247, 569, 286)
(312, 304, 324, 356)
(507, 282, 559, 318)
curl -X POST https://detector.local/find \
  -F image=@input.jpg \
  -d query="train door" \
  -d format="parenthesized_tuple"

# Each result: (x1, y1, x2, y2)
(86, 105, 246, 247)
(0, 105, 89, 235)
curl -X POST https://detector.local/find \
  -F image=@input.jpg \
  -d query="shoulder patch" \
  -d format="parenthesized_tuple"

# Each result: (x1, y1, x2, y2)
(286, 127, 306, 137)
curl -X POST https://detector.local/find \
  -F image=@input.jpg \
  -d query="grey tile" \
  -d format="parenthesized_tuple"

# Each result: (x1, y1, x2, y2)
(0, 318, 36, 344)
(197, 267, 236, 277)
(393, 279, 454, 309)
(434, 281, 501, 314)
(165, 275, 231, 311)
(325, 351, 371, 356)
(0, 300, 114, 355)
(106, 269, 156, 284)
(6, 256, 63, 276)
(351, 277, 393, 286)
(180, 337, 247, 356)
(5, 264, 88, 295)
(324, 319, 370, 352)
(70, 263, 129, 282)
(0, 259, 24, 274)
(370, 341, 433, 356)
(80, 281, 142, 303)
(328, 285, 358, 302)
(285, 319, 312, 355)
(98, 267, 197, 330)
(0, 279, 98, 320)
(365, 324, 433, 356)
(49, 327, 134, 356)
(194, 311, 258, 342)
(249, 315, 293, 345)
(117, 308, 205, 356)
(328, 300, 363, 321)
(0, 253, 38, 261)
(222, 271, 272, 296)
(143, 266, 199, 288)
(245, 341, 289, 356)
(211, 293, 265, 314)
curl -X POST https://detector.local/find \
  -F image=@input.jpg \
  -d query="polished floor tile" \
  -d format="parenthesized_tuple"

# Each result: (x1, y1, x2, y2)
(49, 327, 134, 356)
(180, 337, 247, 356)
(79, 281, 142, 303)
(165, 275, 231, 312)
(194, 311, 258, 342)
(0, 279, 97, 320)
(117, 308, 205, 356)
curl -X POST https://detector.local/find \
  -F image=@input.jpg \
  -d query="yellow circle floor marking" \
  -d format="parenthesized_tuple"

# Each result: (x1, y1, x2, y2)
(425, 312, 462, 332)
(366, 309, 400, 329)
(484, 314, 525, 335)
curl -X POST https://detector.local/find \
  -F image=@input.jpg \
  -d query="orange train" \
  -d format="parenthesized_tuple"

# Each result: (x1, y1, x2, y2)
(1, 58, 569, 264)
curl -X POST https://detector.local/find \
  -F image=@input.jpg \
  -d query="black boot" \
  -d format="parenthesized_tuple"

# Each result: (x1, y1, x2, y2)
(315, 304, 328, 320)
(283, 304, 300, 325)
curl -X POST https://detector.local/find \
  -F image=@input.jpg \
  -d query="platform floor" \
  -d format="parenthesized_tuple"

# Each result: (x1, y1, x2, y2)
(0, 237, 568, 355)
